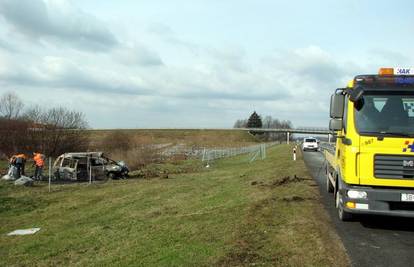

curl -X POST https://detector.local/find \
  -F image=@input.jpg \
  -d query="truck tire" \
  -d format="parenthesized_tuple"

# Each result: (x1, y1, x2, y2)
(336, 190, 352, 221)
(326, 168, 334, 193)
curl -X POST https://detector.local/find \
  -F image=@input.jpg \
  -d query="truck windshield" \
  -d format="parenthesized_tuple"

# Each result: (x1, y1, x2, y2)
(355, 93, 414, 136)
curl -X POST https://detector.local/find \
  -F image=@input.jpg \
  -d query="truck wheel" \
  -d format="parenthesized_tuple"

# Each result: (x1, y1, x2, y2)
(336, 190, 352, 221)
(326, 169, 334, 193)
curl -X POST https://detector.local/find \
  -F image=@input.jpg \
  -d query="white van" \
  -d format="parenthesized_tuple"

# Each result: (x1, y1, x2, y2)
(302, 137, 318, 151)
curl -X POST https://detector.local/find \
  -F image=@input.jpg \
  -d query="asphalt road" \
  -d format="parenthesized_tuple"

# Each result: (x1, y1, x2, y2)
(303, 151, 414, 267)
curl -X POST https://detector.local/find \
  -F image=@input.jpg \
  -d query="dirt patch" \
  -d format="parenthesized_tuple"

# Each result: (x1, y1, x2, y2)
(129, 169, 161, 179)
(281, 196, 317, 202)
(251, 175, 312, 188)
(218, 245, 263, 266)
(129, 162, 202, 179)
(272, 175, 305, 186)
(147, 206, 179, 218)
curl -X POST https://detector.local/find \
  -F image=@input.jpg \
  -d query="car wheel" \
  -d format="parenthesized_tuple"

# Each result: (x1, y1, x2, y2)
(108, 172, 115, 180)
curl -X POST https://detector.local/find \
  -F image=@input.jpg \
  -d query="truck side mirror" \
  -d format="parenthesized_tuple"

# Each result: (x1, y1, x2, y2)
(330, 94, 345, 118)
(329, 118, 343, 131)
(349, 86, 364, 103)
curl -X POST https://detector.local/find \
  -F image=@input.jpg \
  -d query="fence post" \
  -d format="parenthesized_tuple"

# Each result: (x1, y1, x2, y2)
(262, 144, 266, 160)
(48, 157, 51, 193)
(293, 147, 297, 161)
(88, 156, 92, 185)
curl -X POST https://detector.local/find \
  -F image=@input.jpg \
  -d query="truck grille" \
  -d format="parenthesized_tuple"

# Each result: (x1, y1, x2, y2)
(375, 155, 414, 179)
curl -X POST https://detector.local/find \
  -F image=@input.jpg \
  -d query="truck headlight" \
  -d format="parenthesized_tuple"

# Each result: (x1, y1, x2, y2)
(347, 190, 367, 199)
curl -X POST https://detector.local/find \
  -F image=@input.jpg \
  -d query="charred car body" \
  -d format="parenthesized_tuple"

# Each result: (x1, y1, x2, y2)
(53, 152, 129, 181)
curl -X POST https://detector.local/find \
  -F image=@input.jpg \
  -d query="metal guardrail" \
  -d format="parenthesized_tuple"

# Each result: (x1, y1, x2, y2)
(237, 127, 330, 135)
(87, 127, 331, 135)
(318, 142, 335, 154)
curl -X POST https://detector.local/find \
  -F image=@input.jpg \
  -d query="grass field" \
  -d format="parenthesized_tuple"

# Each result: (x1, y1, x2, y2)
(88, 129, 260, 148)
(0, 145, 349, 266)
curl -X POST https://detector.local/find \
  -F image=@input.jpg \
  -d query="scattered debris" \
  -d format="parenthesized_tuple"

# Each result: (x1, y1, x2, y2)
(7, 228, 40, 236)
(2, 174, 14, 181)
(14, 176, 34, 186)
(250, 180, 265, 186)
(2, 165, 18, 181)
(282, 195, 318, 202)
(274, 175, 303, 186)
(250, 175, 312, 188)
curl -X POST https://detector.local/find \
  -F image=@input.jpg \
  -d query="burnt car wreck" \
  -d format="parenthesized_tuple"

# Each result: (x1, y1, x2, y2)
(53, 152, 129, 181)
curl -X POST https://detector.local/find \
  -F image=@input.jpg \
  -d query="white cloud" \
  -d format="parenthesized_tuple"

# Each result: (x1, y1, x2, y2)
(114, 45, 164, 67)
(0, 2, 408, 128)
(0, 40, 359, 127)
(0, 0, 117, 51)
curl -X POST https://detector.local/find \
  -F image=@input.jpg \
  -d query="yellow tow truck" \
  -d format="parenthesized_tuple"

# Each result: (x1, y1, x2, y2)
(326, 67, 414, 221)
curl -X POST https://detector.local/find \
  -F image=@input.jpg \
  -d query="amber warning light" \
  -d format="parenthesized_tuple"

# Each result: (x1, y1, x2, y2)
(379, 67, 414, 76)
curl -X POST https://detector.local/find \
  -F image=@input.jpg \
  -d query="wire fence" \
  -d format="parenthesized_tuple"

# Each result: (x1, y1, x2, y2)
(2, 141, 285, 191)
(201, 142, 280, 163)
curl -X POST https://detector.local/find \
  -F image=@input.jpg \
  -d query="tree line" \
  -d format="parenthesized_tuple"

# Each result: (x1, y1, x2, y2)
(233, 111, 293, 141)
(0, 92, 89, 158)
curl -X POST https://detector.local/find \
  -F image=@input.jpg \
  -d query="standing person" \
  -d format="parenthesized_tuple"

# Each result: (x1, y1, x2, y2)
(14, 154, 27, 178)
(33, 152, 45, 180)
(8, 155, 18, 179)
(9, 155, 16, 166)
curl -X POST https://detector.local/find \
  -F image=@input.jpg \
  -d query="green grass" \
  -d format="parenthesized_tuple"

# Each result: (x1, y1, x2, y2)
(0, 160, 8, 172)
(0, 145, 349, 266)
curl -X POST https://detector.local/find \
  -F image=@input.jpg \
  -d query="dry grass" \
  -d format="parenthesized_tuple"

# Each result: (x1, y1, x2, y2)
(109, 146, 163, 171)
(89, 129, 260, 171)
(88, 129, 259, 149)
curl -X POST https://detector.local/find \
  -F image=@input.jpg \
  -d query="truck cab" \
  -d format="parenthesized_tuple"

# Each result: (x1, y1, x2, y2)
(326, 67, 414, 220)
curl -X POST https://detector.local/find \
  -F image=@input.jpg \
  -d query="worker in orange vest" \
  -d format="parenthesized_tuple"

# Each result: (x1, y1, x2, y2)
(33, 152, 45, 180)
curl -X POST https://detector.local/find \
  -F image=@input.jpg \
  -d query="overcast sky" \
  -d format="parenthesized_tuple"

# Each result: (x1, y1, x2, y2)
(0, 0, 413, 128)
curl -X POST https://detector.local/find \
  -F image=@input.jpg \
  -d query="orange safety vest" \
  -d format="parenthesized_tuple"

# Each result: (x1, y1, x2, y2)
(33, 153, 45, 167)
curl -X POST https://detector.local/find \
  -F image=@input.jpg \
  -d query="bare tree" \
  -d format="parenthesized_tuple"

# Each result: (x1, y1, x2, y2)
(20, 106, 90, 156)
(0, 117, 30, 157)
(37, 107, 89, 156)
(263, 115, 273, 129)
(0, 92, 24, 119)
(233, 119, 247, 128)
(22, 105, 43, 123)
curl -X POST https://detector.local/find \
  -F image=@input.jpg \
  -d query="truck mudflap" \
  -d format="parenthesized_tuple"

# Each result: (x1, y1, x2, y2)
(338, 180, 414, 218)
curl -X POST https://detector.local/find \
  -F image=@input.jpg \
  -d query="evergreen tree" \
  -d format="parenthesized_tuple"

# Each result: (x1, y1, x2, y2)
(246, 111, 262, 128)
